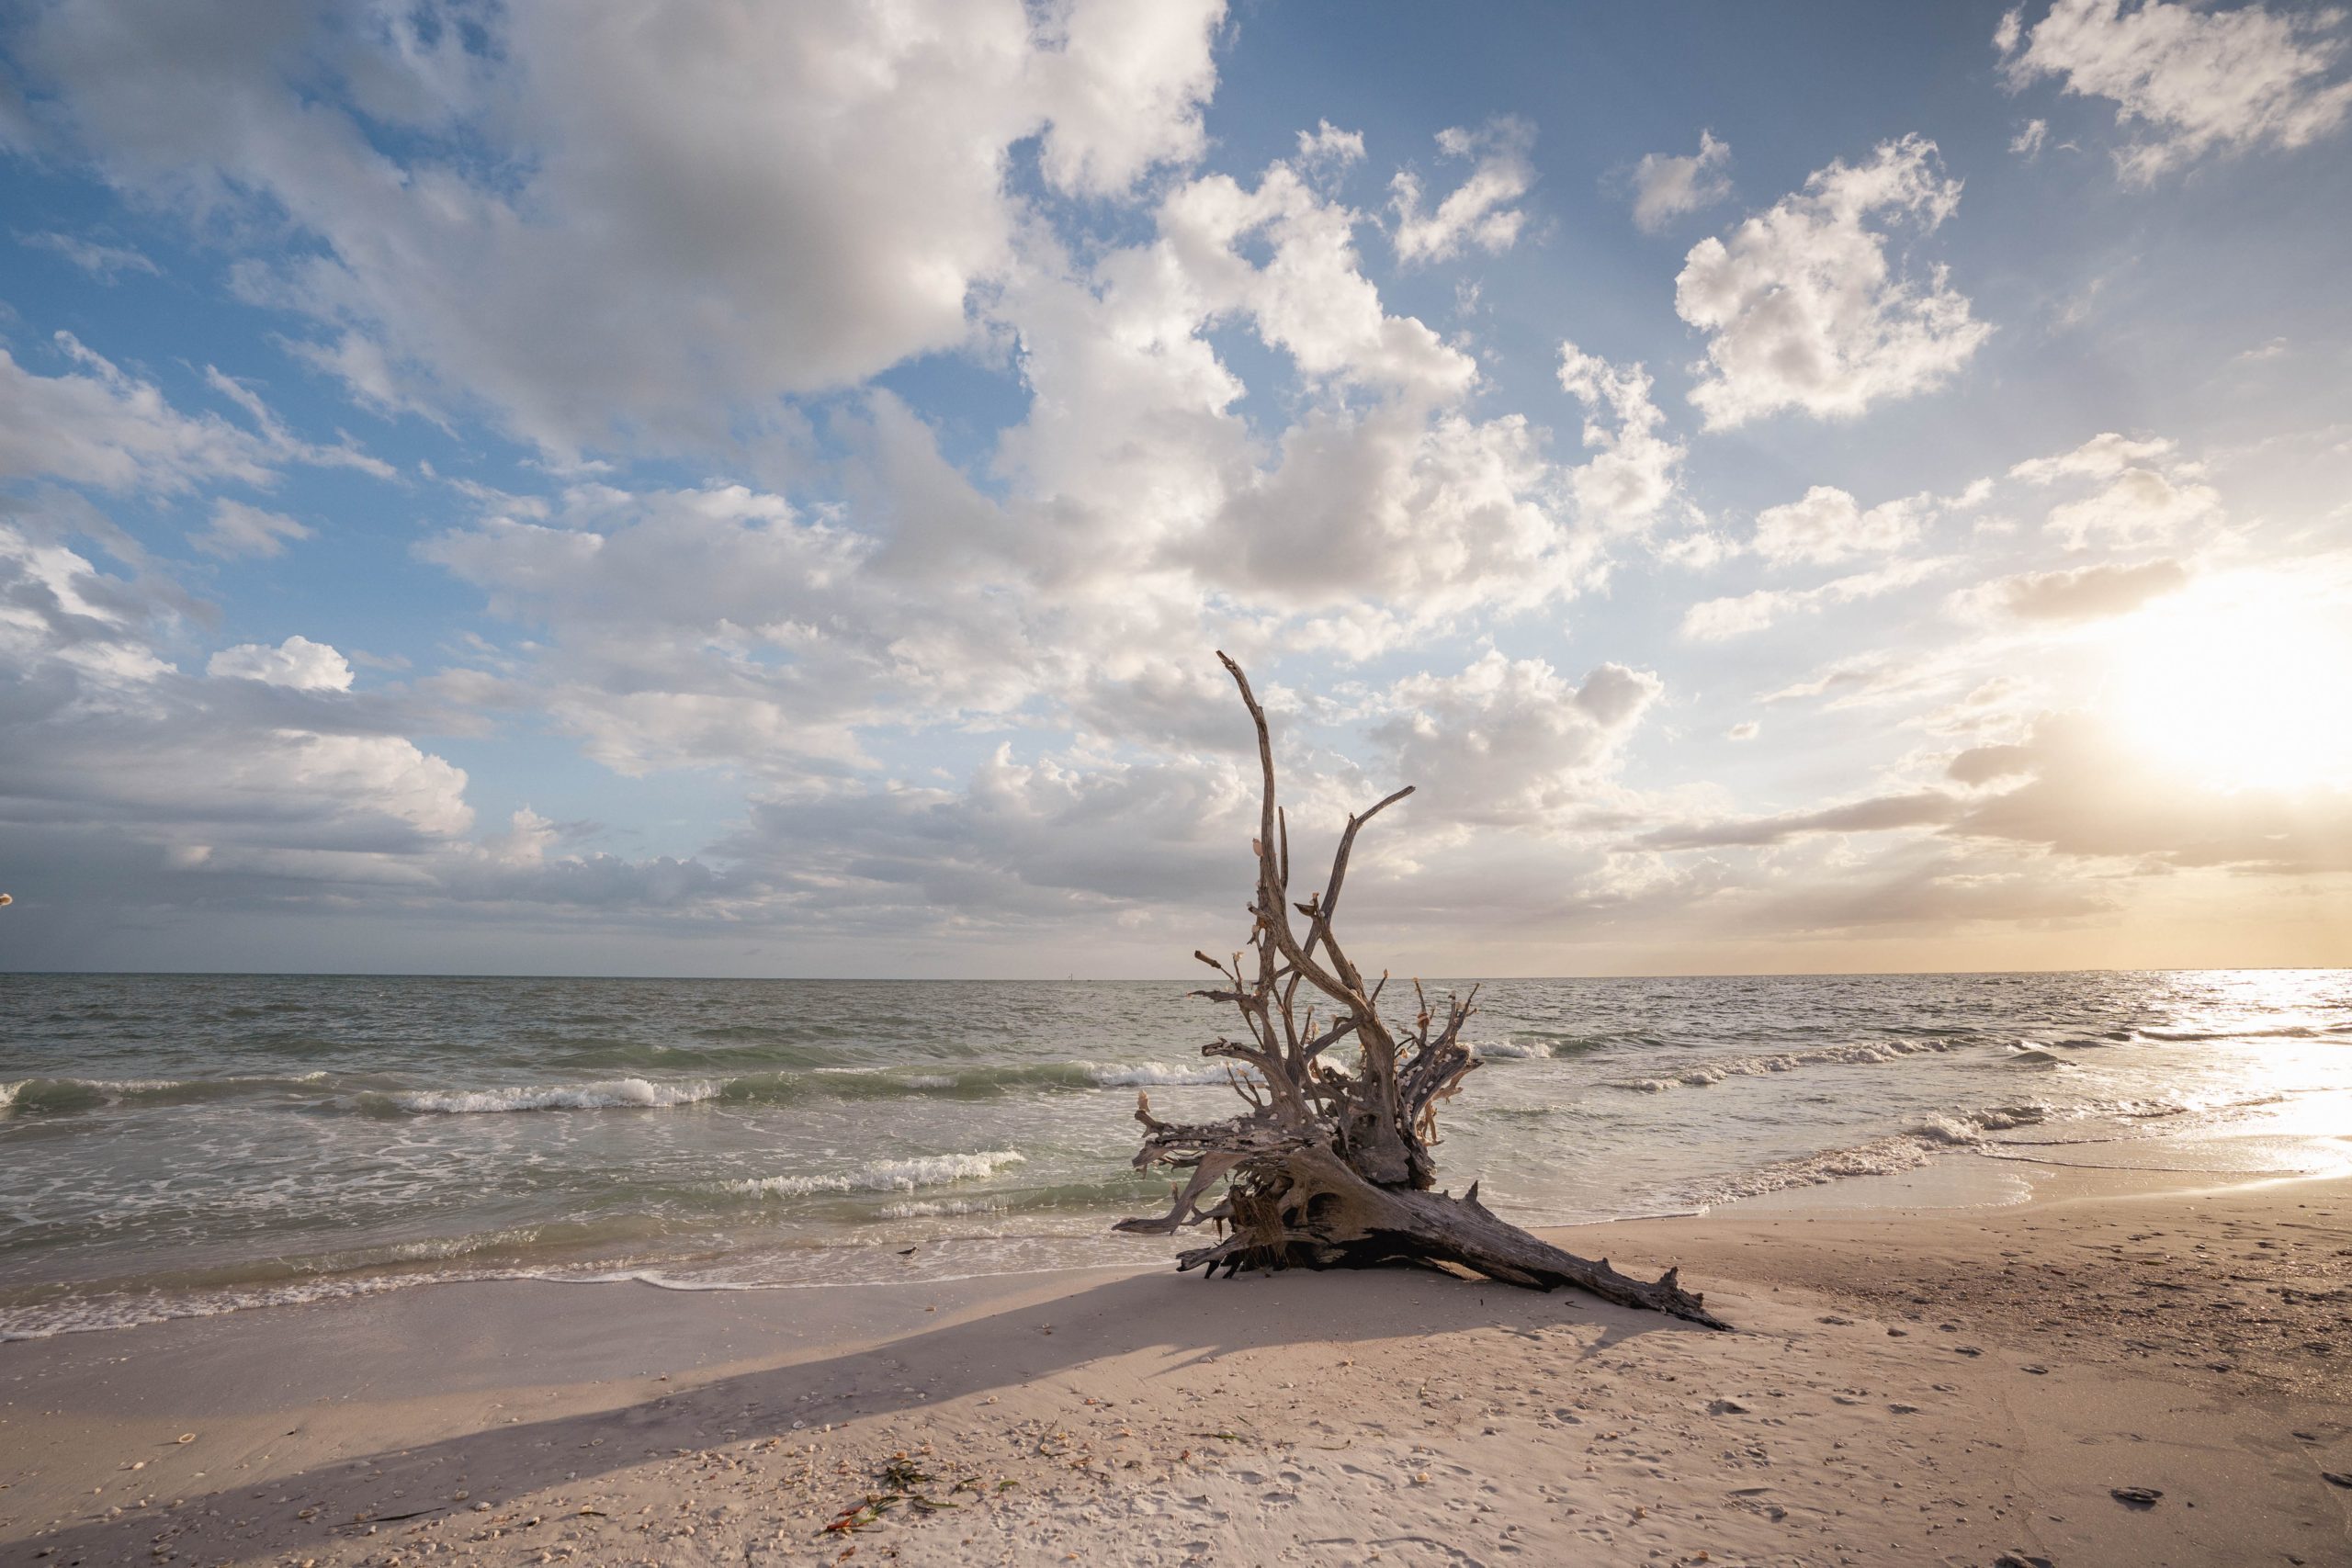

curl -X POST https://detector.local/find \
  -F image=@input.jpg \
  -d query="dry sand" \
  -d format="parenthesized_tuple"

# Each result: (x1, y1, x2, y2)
(4, 1169, 2347, 1567)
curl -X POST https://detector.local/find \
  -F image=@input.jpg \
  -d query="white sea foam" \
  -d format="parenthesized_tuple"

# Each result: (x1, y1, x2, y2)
(876, 1197, 1008, 1219)
(1469, 1039, 1551, 1059)
(1610, 1035, 1962, 1092)
(719, 1149, 1027, 1198)
(1685, 1104, 2047, 1206)
(392, 1077, 721, 1113)
(1080, 1062, 1261, 1088)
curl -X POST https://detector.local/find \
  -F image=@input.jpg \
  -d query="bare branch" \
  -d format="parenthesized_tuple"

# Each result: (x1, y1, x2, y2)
(1114, 655, 1729, 1331)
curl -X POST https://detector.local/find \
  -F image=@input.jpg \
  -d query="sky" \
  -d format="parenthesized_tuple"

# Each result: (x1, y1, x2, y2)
(2, 0, 2350, 978)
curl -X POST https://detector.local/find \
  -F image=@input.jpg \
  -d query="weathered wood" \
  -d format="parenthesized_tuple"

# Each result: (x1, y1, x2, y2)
(1114, 653, 1728, 1331)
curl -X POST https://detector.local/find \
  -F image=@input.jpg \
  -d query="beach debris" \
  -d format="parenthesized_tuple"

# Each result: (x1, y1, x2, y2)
(2322, 1472, 2352, 1489)
(2109, 1486, 2164, 1507)
(1109, 655, 1727, 1330)
(822, 1455, 989, 1535)
(1994, 1553, 2056, 1568)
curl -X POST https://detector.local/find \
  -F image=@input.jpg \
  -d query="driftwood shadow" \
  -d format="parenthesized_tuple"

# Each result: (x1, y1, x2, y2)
(9, 1263, 1708, 1564)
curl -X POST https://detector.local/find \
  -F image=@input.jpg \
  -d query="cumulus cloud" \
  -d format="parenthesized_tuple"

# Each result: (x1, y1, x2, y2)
(1627, 130, 1731, 232)
(207, 634, 354, 691)
(1388, 118, 1535, 265)
(2010, 432, 2221, 547)
(1372, 651, 1661, 827)
(0, 510, 749, 937)
(1997, 0, 2352, 182)
(1750, 483, 1934, 566)
(1028, 0, 1226, 197)
(1295, 118, 1365, 180)
(1556, 343, 1686, 536)
(1675, 135, 1989, 427)
(10, 0, 1230, 453)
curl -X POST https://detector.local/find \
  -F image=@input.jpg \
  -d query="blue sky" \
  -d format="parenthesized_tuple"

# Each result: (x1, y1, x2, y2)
(3, 0, 2350, 976)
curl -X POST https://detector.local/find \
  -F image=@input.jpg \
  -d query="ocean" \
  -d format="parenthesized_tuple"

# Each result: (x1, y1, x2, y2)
(4, 969, 2347, 1339)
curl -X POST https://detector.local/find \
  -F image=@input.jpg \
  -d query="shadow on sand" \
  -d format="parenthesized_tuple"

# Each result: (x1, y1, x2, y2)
(7, 1261, 1707, 1563)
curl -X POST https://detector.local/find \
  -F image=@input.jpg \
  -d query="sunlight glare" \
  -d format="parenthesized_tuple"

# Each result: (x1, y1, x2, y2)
(2102, 574, 2352, 791)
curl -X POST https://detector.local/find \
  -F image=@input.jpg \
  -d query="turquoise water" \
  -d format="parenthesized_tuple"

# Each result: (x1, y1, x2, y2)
(4, 969, 2347, 1337)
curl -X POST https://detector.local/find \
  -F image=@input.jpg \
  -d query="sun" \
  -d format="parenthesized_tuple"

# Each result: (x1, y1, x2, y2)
(2100, 572, 2352, 793)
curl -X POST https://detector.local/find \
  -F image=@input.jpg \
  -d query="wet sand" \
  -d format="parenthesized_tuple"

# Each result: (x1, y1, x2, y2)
(4, 1169, 2347, 1566)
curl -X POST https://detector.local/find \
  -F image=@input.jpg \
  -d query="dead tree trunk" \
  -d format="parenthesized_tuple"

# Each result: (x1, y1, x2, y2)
(1114, 653, 1727, 1330)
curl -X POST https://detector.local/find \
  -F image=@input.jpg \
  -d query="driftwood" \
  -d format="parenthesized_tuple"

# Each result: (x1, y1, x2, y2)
(1113, 653, 1727, 1330)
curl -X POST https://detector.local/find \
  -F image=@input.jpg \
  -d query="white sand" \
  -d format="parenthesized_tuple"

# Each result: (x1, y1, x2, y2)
(4, 1169, 2347, 1566)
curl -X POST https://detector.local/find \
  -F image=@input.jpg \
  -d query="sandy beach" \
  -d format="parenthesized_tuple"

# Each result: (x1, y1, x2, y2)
(5, 1165, 2346, 1568)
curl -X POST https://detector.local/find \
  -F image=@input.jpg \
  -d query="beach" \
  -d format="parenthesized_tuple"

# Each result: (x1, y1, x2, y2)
(6, 1163, 2346, 1568)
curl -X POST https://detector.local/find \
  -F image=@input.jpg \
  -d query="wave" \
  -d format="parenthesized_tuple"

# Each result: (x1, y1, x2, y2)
(715, 1149, 1027, 1199)
(356, 1060, 1258, 1115)
(1685, 1104, 2047, 1207)
(382, 1077, 724, 1114)
(1607, 1035, 1963, 1093)
(0, 1074, 331, 1116)
(1469, 1039, 1551, 1060)
(2134, 1022, 2341, 1043)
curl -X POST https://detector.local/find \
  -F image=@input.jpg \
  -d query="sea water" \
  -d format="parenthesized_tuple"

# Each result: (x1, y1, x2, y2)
(3, 969, 2347, 1338)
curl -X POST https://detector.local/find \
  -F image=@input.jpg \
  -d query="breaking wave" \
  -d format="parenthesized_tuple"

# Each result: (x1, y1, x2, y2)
(1609, 1035, 1963, 1093)
(385, 1077, 724, 1113)
(1469, 1039, 1551, 1060)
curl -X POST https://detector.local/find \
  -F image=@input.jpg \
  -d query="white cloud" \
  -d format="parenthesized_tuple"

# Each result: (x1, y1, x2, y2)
(1998, 0, 2352, 182)
(1675, 135, 1990, 428)
(207, 634, 354, 692)
(1681, 558, 1951, 641)
(0, 334, 275, 492)
(1556, 343, 1686, 536)
(1, 511, 753, 931)
(1751, 484, 1933, 566)
(1295, 118, 1365, 180)
(1373, 651, 1662, 827)
(191, 498, 311, 559)
(2010, 117, 2051, 157)
(1388, 118, 1535, 265)
(14, 0, 1230, 454)
(1628, 130, 1731, 233)
(1027, 0, 1226, 197)
(2010, 432, 2221, 547)
(1971, 557, 2190, 622)
(18, 229, 159, 278)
